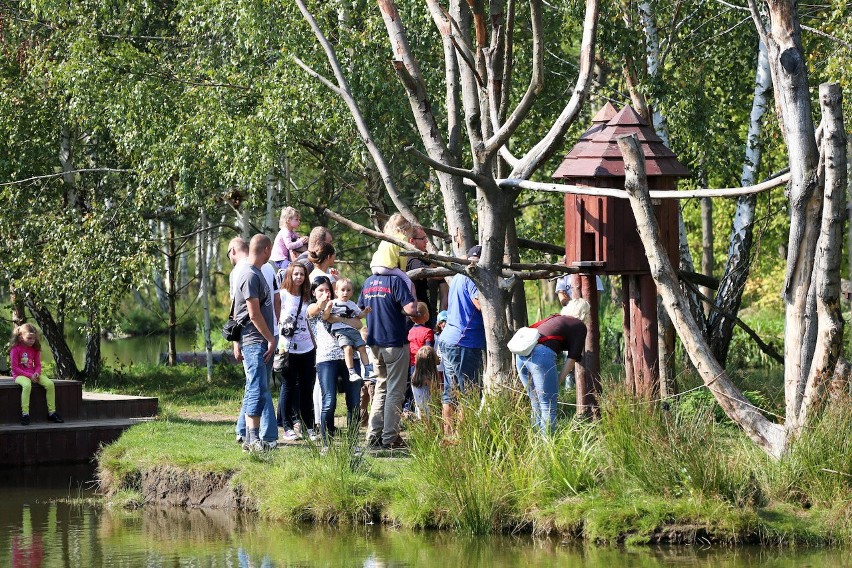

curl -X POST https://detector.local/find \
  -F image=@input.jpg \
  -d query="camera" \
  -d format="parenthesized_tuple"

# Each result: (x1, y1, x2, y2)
(280, 314, 297, 337)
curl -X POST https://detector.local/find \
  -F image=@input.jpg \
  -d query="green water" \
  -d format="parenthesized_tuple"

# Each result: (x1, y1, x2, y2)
(38, 334, 201, 367)
(0, 465, 849, 567)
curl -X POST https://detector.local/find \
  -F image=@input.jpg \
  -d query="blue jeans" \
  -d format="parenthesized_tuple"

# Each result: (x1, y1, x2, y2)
(516, 344, 559, 434)
(439, 340, 483, 405)
(316, 358, 362, 443)
(237, 342, 278, 442)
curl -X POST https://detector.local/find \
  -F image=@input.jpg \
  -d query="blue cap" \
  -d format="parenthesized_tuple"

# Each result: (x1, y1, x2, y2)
(437, 310, 448, 323)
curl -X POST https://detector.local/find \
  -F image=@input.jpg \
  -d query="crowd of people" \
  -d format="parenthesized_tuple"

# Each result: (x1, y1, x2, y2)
(224, 208, 591, 453)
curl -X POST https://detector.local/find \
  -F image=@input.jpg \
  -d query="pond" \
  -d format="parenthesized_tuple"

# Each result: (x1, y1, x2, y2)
(0, 465, 850, 567)
(38, 334, 201, 368)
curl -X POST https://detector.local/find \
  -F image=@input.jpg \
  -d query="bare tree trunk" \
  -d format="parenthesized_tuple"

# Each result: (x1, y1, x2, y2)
(153, 221, 169, 313)
(166, 221, 178, 366)
(619, 134, 785, 456)
(83, 315, 101, 382)
(476, 182, 514, 388)
(709, 38, 772, 365)
(700, 196, 714, 315)
(799, 83, 846, 426)
(200, 208, 214, 382)
(758, 0, 821, 433)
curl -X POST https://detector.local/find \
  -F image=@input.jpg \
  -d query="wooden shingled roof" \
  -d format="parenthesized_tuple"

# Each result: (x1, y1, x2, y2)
(552, 104, 690, 179)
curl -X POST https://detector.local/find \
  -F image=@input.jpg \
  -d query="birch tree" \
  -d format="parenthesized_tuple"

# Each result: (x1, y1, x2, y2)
(297, 0, 599, 382)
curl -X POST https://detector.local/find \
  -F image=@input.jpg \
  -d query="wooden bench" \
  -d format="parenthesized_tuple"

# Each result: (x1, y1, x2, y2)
(0, 379, 82, 423)
(0, 376, 158, 466)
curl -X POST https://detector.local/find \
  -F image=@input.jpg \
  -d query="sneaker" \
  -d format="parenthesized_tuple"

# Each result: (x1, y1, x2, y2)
(236, 435, 245, 445)
(307, 429, 320, 442)
(241, 440, 251, 452)
(247, 440, 265, 454)
(365, 437, 383, 451)
(382, 436, 407, 450)
(282, 429, 298, 442)
(20, 414, 30, 426)
(48, 412, 64, 423)
(348, 369, 362, 382)
(261, 440, 278, 451)
(319, 446, 329, 456)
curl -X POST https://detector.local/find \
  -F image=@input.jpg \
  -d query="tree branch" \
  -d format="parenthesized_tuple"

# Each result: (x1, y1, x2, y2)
(490, 171, 791, 199)
(291, 56, 344, 97)
(0, 168, 134, 187)
(405, 145, 478, 180)
(483, 0, 544, 160)
(294, 0, 419, 225)
(511, 0, 599, 179)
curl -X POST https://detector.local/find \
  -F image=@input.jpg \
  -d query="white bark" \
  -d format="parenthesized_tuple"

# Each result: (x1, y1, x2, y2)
(200, 208, 213, 382)
(637, 1, 670, 146)
(800, 83, 846, 428)
(756, 0, 822, 432)
(709, 38, 772, 363)
(510, 0, 598, 179)
(619, 134, 785, 457)
(293, 0, 419, 227)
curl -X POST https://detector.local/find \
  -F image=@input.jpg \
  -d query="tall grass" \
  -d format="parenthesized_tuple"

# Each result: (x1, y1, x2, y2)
(599, 385, 762, 506)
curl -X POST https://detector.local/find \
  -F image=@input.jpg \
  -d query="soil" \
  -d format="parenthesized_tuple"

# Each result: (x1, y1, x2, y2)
(140, 465, 253, 510)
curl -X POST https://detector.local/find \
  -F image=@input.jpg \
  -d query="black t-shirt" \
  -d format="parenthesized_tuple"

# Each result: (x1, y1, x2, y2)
(406, 257, 430, 304)
(533, 315, 587, 360)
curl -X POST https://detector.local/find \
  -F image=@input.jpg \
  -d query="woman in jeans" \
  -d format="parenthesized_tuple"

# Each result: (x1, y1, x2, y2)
(276, 261, 316, 441)
(515, 299, 590, 434)
(306, 276, 363, 447)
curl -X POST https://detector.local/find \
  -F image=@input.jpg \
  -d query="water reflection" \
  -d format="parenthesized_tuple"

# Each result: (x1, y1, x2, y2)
(39, 334, 200, 367)
(0, 466, 850, 567)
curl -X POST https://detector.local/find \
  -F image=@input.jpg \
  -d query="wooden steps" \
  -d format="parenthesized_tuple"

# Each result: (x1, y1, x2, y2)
(0, 377, 158, 466)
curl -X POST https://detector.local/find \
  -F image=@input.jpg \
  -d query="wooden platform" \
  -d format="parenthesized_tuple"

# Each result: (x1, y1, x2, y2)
(0, 377, 158, 466)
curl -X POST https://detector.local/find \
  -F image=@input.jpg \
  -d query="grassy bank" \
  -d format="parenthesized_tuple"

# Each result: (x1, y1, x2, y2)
(95, 364, 852, 545)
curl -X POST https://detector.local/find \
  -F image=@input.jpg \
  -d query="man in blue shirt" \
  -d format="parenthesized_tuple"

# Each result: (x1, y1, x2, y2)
(359, 273, 420, 449)
(438, 245, 486, 437)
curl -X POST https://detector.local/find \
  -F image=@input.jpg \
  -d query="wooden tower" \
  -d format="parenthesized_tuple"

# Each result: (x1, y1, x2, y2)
(552, 104, 689, 410)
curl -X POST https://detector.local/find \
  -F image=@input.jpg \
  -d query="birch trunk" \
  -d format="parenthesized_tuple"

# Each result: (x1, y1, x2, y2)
(709, 39, 772, 364)
(762, 0, 821, 433)
(619, 134, 785, 457)
(200, 208, 214, 382)
(60, 125, 78, 210)
(637, 1, 669, 145)
(152, 221, 169, 312)
(799, 83, 846, 428)
(265, 169, 276, 233)
(166, 221, 178, 366)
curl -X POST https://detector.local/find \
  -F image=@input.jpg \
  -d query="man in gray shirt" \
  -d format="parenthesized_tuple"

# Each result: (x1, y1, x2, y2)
(228, 236, 278, 447)
(233, 234, 278, 452)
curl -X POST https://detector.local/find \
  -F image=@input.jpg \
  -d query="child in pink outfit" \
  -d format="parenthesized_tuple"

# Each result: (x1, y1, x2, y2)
(271, 207, 308, 270)
(9, 323, 63, 425)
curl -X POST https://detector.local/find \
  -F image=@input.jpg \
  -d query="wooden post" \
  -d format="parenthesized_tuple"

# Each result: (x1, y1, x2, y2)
(638, 273, 660, 399)
(581, 275, 601, 412)
(622, 275, 634, 394)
